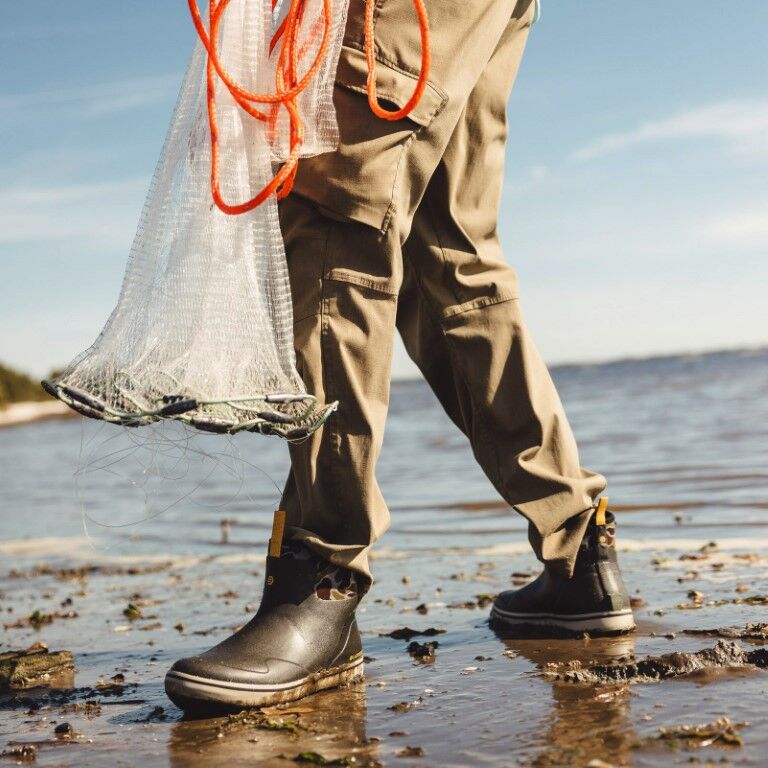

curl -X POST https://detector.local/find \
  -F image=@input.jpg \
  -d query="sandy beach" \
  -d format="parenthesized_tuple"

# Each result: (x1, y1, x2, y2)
(2, 530, 768, 766)
(1, 349, 767, 766)
(0, 401, 76, 430)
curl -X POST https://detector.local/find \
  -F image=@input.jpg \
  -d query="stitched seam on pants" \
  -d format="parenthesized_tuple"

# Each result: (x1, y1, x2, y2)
(381, 129, 424, 236)
(441, 317, 507, 499)
(440, 291, 519, 322)
(418, 189, 521, 497)
(424, 191, 462, 307)
(414, 218, 509, 501)
(325, 267, 400, 296)
(402, 243, 448, 346)
(320, 222, 344, 507)
(402, 242, 502, 493)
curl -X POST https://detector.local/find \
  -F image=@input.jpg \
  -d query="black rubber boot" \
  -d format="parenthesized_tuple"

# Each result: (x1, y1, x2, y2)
(491, 499, 635, 637)
(165, 514, 363, 711)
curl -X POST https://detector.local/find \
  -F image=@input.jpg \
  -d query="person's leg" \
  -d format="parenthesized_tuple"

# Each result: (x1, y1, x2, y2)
(278, 195, 404, 585)
(280, 0, 532, 582)
(396, 11, 633, 633)
(397, 4, 603, 577)
(166, 0, 535, 710)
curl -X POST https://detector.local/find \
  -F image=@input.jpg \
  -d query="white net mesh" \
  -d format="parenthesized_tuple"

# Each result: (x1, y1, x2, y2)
(269, 0, 350, 160)
(45, 0, 348, 438)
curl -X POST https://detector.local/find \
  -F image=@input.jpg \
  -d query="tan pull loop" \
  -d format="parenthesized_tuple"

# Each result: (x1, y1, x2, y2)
(268, 510, 287, 558)
(595, 497, 609, 526)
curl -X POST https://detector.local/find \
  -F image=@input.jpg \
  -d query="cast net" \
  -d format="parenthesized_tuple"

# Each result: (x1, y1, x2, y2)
(43, 0, 350, 438)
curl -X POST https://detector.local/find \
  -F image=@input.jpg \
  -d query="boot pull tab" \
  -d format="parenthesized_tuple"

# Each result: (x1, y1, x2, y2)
(595, 497, 609, 527)
(268, 510, 287, 558)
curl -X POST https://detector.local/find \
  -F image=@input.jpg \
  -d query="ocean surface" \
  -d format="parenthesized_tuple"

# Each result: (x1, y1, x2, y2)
(1, 347, 767, 766)
(3, 347, 767, 551)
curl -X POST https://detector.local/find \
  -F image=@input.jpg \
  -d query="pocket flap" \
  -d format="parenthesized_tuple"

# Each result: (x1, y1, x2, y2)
(335, 45, 447, 128)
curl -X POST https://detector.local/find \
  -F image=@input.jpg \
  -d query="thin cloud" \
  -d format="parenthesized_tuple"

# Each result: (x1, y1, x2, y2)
(0, 178, 148, 245)
(0, 74, 180, 118)
(573, 99, 768, 162)
(504, 164, 553, 194)
(702, 205, 768, 249)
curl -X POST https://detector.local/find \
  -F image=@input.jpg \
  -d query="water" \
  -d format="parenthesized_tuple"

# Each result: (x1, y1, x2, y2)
(1, 347, 767, 766)
(3, 347, 767, 550)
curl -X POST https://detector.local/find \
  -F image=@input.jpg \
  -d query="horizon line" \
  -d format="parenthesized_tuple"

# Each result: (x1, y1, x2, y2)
(2, 341, 766, 384)
(391, 341, 768, 382)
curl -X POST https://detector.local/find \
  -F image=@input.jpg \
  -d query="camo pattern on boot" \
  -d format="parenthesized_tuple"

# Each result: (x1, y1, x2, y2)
(280, 542, 357, 601)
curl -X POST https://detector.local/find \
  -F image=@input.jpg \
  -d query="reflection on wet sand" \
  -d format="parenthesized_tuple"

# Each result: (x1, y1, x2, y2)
(2, 351, 768, 765)
(502, 636, 638, 767)
(166, 682, 378, 768)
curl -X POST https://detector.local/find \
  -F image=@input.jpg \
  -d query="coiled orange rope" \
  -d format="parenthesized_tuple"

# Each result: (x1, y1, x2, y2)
(365, 0, 431, 121)
(189, 0, 431, 215)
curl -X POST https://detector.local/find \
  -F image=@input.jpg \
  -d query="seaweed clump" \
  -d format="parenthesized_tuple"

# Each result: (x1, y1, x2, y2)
(544, 640, 768, 684)
(0, 643, 74, 689)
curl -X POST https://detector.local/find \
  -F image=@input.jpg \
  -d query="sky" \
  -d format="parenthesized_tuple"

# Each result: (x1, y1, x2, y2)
(0, 2, 766, 380)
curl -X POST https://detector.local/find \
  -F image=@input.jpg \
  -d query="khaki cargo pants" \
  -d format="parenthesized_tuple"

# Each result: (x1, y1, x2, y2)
(278, 0, 606, 583)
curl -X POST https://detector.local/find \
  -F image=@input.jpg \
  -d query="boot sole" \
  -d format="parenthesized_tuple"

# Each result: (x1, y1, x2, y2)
(490, 606, 635, 636)
(164, 657, 364, 712)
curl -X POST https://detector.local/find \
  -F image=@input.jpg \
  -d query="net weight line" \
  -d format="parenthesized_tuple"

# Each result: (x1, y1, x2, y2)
(42, 376, 337, 439)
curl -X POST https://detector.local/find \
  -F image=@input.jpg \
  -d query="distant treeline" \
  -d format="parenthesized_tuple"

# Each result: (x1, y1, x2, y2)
(0, 363, 48, 407)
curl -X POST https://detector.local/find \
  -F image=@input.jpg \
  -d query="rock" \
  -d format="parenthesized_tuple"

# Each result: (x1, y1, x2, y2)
(0, 744, 37, 762)
(0, 645, 75, 689)
(407, 641, 438, 663)
(388, 698, 422, 713)
(122, 603, 143, 621)
(61, 700, 101, 716)
(396, 746, 424, 757)
(286, 752, 355, 766)
(475, 594, 496, 608)
(379, 627, 445, 641)
(4, 610, 79, 630)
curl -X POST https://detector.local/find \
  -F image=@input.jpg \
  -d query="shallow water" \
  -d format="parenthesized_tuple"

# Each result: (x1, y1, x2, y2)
(1, 348, 767, 766)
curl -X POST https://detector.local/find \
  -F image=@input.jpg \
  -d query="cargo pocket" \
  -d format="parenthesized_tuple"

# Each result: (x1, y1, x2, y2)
(290, 45, 448, 233)
(321, 267, 400, 422)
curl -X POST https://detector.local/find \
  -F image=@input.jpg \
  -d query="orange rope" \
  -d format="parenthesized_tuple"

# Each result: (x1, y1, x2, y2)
(364, 0, 431, 121)
(188, 0, 431, 215)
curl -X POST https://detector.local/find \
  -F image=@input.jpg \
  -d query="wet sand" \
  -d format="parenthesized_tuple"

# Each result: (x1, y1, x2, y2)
(1, 531, 768, 766)
(0, 401, 74, 430)
(1, 349, 767, 766)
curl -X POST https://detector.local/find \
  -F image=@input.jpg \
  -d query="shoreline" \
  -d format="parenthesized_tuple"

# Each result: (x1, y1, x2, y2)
(0, 399, 77, 429)
(2, 525, 768, 766)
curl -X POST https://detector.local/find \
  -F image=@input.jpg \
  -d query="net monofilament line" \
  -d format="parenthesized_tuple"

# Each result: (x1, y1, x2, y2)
(44, 0, 348, 438)
(43, 0, 430, 439)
